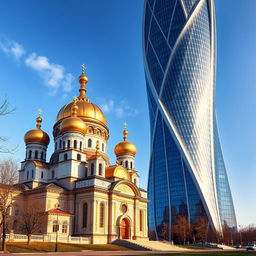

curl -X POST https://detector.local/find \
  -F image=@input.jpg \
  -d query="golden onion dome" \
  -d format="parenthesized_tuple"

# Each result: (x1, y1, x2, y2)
(56, 67, 107, 127)
(24, 113, 50, 146)
(60, 98, 86, 134)
(114, 124, 137, 156)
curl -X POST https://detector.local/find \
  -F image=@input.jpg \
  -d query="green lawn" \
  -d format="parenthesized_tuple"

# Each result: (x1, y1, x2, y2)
(6, 242, 129, 253)
(132, 252, 256, 256)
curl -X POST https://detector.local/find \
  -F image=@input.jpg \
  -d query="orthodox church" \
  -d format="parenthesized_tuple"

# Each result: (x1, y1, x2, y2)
(14, 68, 148, 244)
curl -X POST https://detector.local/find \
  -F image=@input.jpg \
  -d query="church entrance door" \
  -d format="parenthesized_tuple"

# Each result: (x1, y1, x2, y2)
(120, 218, 130, 239)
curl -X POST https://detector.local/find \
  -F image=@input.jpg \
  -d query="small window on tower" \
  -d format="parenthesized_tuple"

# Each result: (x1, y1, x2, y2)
(80, 141, 82, 150)
(41, 152, 44, 160)
(74, 140, 77, 149)
(130, 162, 133, 169)
(32, 170, 34, 179)
(90, 163, 94, 175)
(27, 171, 29, 179)
(99, 163, 102, 176)
(51, 170, 55, 179)
(67, 140, 71, 148)
(28, 150, 32, 159)
(64, 153, 68, 161)
(102, 143, 104, 152)
(59, 140, 62, 149)
(41, 171, 44, 179)
(88, 139, 92, 148)
(125, 161, 128, 168)
(77, 154, 81, 161)
(35, 150, 38, 159)
(63, 141, 66, 150)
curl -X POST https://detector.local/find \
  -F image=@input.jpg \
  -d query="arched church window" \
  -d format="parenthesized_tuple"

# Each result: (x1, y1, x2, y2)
(62, 222, 68, 233)
(120, 161, 123, 165)
(41, 171, 44, 179)
(64, 153, 68, 161)
(63, 141, 66, 150)
(100, 203, 104, 228)
(77, 154, 81, 161)
(80, 141, 82, 150)
(125, 161, 128, 168)
(102, 143, 104, 152)
(67, 140, 71, 148)
(59, 140, 62, 149)
(35, 150, 38, 159)
(41, 152, 44, 160)
(52, 220, 59, 232)
(99, 163, 102, 176)
(140, 210, 143, 231)
(88, 139, 92, 148)
(130, 162, 133, 169)
(83, 202, 88, 228)
(90, 163, 94, 175)
(28, 150, 32, 159)
(74, 140, 77, 149)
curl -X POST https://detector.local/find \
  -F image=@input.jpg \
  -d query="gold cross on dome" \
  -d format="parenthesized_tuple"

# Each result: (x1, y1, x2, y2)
(81, 64, 86, 74)
(38, 108, 42, 116)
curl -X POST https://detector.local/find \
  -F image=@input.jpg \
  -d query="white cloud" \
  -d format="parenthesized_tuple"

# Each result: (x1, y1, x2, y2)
(0, 37, 74, 94)
(25, 53, 74, 92)
(98, 98, 138, 118)
(0, 38, 25, 60)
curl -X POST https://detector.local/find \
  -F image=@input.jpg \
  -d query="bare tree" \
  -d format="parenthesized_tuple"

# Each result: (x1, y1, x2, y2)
(0, 159, 18, 251)
(192, 217, 208, 244)
(172, 215, 190, 244)
(19, 206, 45, 245)
(0, 96, 15, 154)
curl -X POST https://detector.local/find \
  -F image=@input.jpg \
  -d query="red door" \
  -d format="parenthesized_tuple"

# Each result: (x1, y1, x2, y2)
(121, 218, 129, 239)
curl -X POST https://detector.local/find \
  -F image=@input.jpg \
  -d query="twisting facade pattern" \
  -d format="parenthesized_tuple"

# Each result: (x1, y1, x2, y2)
(143, 0, 237, 239)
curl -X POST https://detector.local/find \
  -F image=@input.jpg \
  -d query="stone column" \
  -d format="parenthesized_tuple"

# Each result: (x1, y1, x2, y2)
(95, 200, 98, 232)
(89, 199, 94, 233)
(133, 198, 137, 240)
(107, 193, 113, 243)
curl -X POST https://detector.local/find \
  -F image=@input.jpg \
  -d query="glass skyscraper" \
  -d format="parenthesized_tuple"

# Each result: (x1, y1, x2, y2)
(143, 0, 237, 240)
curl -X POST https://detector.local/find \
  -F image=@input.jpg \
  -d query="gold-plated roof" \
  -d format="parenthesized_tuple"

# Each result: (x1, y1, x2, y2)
(24, 113, 50, 145)
(56, 67, 107, 126)
(114, 124, 136, 156)
(56, 100, 107, 126)
(60, 98, 86, 134)
(105, 165, 130, 180)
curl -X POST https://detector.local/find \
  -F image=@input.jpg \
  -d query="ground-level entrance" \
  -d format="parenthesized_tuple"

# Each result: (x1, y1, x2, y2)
(120, 218, 130, 239)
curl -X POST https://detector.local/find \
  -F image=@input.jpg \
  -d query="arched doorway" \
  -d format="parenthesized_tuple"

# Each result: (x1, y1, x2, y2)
(120, 218, 130, 239)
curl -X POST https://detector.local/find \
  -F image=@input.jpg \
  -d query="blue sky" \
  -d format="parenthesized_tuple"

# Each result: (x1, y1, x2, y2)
(0, 0, 256, 227)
